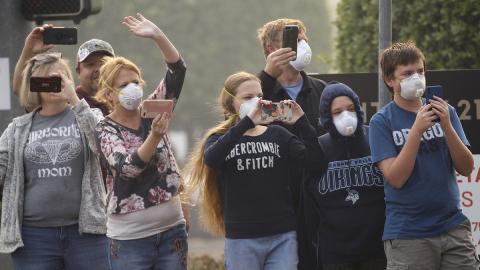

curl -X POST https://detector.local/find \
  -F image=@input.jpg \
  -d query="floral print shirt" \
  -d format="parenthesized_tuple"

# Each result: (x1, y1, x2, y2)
(95, 57, 186, 215)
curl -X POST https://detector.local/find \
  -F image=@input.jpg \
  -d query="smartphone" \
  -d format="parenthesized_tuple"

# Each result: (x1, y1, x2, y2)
(43, 27, 78, 45)
(30, 76, 62, 92)
(141, 100, 174, 118)
(424, 85, 444, 122)
(282, 25, 299, 60)
(261, 102, 293, 121)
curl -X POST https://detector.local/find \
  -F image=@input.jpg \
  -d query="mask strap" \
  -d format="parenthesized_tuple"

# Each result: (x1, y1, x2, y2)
(222, 88, 240, 118)
(223, 88, 238, 100)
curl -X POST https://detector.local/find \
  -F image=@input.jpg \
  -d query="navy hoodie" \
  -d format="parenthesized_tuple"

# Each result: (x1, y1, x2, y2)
(297, 82, 386, 268)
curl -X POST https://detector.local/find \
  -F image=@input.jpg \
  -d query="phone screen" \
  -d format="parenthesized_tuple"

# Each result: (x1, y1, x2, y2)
(261, 102, 292, 121)
(282, 25, 299, 60)
(30, 76, 62, 92)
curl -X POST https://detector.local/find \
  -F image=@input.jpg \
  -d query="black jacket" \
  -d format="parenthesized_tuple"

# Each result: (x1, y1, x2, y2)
(258, 70, 326, 136)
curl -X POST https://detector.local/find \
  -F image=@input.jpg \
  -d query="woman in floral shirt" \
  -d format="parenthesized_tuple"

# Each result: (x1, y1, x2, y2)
(94, 13, 187, 270)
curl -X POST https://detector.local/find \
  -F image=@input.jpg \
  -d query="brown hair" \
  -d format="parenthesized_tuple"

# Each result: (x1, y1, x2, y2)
(19, 53, 73, 111)
(95, 56, 145, 110)
(183, 71, 259, 235)
(257, 18, 306, 57)
(380, 41, 426, 92)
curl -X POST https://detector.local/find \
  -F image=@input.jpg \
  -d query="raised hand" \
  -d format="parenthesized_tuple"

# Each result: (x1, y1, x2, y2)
(122, 13, 164, 39)
(411, 104, 436, 135)
(281, 100, 304, 125)
(25, 24, 55, 55)
(429, 96, 451, 130)
(151, 112, 170, 138)
(247, 98, 274, 126)
(52, 72, 79, 105)
(264, 48, 296, 78)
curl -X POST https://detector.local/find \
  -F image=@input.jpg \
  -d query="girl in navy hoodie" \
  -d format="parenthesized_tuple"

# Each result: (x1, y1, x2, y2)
(297, 82, 386, 270)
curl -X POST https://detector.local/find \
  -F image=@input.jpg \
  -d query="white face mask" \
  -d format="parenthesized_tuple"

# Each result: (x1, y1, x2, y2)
(290, 40, 312, 71)
(118, 83, 143, 110)
(333, 111, 358, 137)
(239, 96, 259, 119)
(400, 73, 426, 100)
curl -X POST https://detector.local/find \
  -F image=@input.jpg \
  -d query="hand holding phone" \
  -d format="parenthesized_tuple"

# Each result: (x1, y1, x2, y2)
(43, 27, 78, 45)
(282, 25, 299, 60)
(261, 102, 293, 122)
(424, 85, 444, 122)
(30, 76, 62, 92)
(141, 100, 174, 118)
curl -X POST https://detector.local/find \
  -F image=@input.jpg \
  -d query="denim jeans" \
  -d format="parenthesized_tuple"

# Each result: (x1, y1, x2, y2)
(11, 224, 109, 270)
(224, 230, 298, 270)
(108, 224, 188, 270)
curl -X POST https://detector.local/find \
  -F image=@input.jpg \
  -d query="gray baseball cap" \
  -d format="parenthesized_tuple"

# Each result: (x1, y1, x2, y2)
(77, 39, 115, 65)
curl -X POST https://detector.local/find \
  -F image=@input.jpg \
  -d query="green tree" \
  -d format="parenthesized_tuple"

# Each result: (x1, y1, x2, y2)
(334, 0, 480, 72)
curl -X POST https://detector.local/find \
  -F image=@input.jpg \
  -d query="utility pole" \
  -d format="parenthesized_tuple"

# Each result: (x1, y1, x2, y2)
(378, 0, 392, 108)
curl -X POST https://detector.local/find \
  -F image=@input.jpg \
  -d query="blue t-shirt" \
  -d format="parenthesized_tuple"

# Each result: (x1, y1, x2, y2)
(369, 101, 469, 240)
(282, 76, 303, 101)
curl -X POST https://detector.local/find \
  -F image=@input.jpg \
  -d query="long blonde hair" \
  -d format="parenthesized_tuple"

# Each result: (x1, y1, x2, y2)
(183, 71, 259, 236)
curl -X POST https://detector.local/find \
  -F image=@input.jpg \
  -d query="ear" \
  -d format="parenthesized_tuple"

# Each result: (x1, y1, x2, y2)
(384, 76, 395, 89)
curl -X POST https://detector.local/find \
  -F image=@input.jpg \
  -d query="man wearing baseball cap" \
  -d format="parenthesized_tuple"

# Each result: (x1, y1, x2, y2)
(75, 39, 115, 115)
(13, 25, 114, 115)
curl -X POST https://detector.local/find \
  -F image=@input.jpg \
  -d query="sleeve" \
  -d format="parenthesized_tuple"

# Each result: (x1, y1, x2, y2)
(0, 124, 12, 187)
(258, 70, 278, 100)
(203, 117, 255, 169)
(449, 105, 470, 147)
(290, 115, 328, 173)
(146, 56, 187, 111)
(369, 113, 398, 164)
(95, 121, 148, 179)
(73, 99, 104, 152)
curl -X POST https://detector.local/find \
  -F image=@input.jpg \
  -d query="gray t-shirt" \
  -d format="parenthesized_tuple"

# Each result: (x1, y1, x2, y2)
(23, 107, 84, 227)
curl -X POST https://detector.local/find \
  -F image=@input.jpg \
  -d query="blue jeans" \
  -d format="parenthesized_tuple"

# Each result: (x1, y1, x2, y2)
(224, 230, 298, 270)
(108, 224, 188, 270)
(11, 224, 109, 270)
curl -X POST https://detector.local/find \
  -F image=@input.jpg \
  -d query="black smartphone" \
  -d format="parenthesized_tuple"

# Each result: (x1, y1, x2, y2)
(43, 27, 78, 45)
(425, 85, 444, 122)
(282, 25, 299, 60)
(425, 85, 443, 104)
(30, 76, 62, 92)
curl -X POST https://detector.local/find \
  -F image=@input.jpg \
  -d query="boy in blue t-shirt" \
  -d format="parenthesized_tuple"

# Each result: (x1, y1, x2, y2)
(369, 42, 479, 269)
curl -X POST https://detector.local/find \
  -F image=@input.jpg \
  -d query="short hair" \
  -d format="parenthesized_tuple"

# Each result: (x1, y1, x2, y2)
(95, 56, 145, 111)
(380, 41, 426, 92)
(19, 53, 73, 110)
(257, 18, 306, 57)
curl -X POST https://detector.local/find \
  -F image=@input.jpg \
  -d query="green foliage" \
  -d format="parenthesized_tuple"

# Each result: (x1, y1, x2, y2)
(334, 0, 480, 72)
